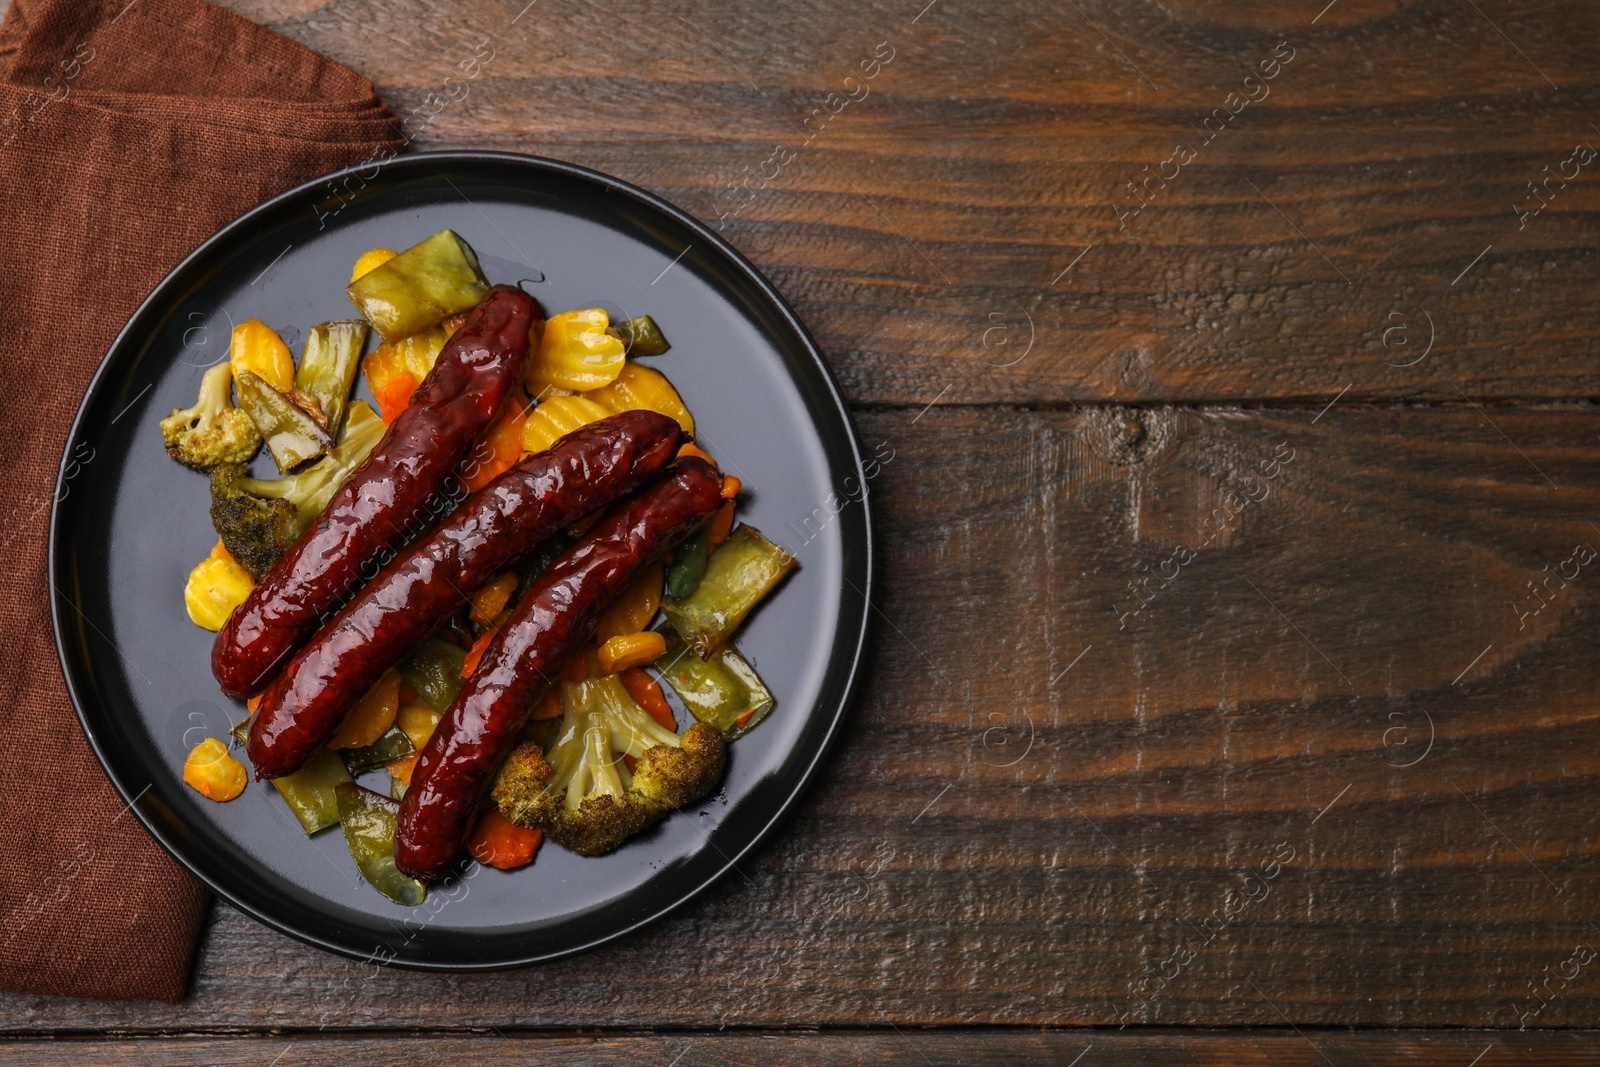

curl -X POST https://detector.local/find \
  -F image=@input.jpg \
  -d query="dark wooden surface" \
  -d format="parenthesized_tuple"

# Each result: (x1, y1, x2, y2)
(8, 0, 1600, 1061)
(6, 1031, 1600, 1066)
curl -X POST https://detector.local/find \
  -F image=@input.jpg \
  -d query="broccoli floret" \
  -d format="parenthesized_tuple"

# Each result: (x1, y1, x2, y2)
(491, 675, 726, 856)
(159, 363, 261, 470)
(209, 400, 384, 579)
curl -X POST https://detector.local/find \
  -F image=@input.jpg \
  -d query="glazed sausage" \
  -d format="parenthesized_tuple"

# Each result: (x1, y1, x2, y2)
(212, 285, 539, 697)
(245, 411, 685, 779)
(395, 457, 724, 881)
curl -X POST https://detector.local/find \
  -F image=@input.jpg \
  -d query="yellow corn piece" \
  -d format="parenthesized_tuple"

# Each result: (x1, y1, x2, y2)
(594, 563, 663, 641)
(183, 738, 247, 802)
(587, 362, 694, 435)
(525, 308, 626, 393)
(521, 395, 611, 454)
(351, 247, 398, 283)
(184, 553, 254, 631)
(328, 668, 401, 749)
(597, 631, 668, 674)
(230, 318, 295, 395)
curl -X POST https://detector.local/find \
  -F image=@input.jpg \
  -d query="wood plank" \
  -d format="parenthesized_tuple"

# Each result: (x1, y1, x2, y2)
(4, 1031, 1600, 1066)
(5, 404, 1600, 1029)
(210, 0, 1600, 404)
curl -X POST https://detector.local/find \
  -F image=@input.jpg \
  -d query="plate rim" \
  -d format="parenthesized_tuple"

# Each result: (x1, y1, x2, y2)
(47, 148, 874, 970)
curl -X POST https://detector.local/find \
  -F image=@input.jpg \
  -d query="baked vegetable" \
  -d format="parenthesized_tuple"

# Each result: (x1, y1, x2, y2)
(588, 362, 694, 435)
(490, 675, 726, 855)
(362, 323, 451, 422)
(234, 369, 332, 472)
(340, 724, 415, 775)
(525, 308, 627, 393)
(270, 747, 351, 834)
(336, 783, 427, 904)
(294, 320, 368, 438)
(345, 229, 490, 342)
(183, 542, 254, 631)
(663, 525, 710, 600)
(610, 314, 670, 357)
(230, 318, 295, 394)
(664, 524, 795, 656)
(653, 625, 775, 739)
(159, 363, 261, 471)
(399, 638, 468, 714)
(208, 401, 384, 579)
(182, 738, 247, 802)
(520, 395, 610, 454)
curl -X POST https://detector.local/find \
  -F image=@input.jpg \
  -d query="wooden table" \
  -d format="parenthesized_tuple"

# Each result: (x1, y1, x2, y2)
(6, 0, 1600, 1061)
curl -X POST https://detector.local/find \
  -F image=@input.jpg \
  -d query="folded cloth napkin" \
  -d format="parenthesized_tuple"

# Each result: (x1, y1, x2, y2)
(0, 0, 403, 1002)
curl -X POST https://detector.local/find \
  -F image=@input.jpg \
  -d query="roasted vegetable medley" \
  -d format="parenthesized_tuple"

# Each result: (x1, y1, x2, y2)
(162, 229, 795, 903)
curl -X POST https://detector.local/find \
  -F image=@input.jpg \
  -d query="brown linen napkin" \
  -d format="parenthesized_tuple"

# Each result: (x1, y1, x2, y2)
(0, 0, 404, 1002)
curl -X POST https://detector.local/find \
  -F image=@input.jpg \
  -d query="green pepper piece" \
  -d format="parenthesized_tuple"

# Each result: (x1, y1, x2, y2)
(664, 525, 711, 601)
(335, 783, 427, 905)
(270, 747, 352, 834)
(345, 229, 490, 343)
(653, 626, 774, 739)
(400, 637, 468, 713)
(340, 724, 416, 775)
(610, 315, 670, 357)
(235, 369, 333, 472)
(229, 717, 250, 747)
(663, 524, 796, 657)
(294, 320, 368, 438)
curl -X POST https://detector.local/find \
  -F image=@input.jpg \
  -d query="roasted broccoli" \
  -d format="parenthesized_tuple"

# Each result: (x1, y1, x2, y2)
(159, 363, 261, 470)
(209, 400, 384, 578)
(491, 675, 726, 856)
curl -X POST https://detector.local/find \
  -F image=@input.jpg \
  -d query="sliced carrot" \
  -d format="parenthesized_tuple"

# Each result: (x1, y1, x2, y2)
(374, 368, 419, 424)
(620, 668, 675, 731)
(708, 500, 736, 548)
(622, 754, 639, 775)
(467, 810, 543, 870)
(677, 442, 715, 466)
(532, 687, 564, 720)
(735, 707, 756, 730)
(246, 693, 263, 715)
(469, 572, 519, 627)
(387, 753, 420, 786)
(208, 539, 235, 564)
(461, 624, 498, 677)
(463, 391, 531, 492)
(720, 475, 741, 500)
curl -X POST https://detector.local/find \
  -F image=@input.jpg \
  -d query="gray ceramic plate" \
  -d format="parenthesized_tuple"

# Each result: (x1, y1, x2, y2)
(49, 151, 872, 969)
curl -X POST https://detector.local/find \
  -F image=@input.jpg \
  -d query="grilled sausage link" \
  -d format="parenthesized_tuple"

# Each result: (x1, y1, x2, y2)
(246, 411, 685, 779)
(395, 457, 724, 881)
(212, 285, 539, 697)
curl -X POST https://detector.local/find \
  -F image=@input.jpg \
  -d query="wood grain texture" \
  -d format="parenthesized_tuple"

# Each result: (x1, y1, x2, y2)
(7, 404, 1600, 1030)
(5, 1031, 1600, 1066)
(213, 0, 1600, 405)
(9, 0, 1600, 1047)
